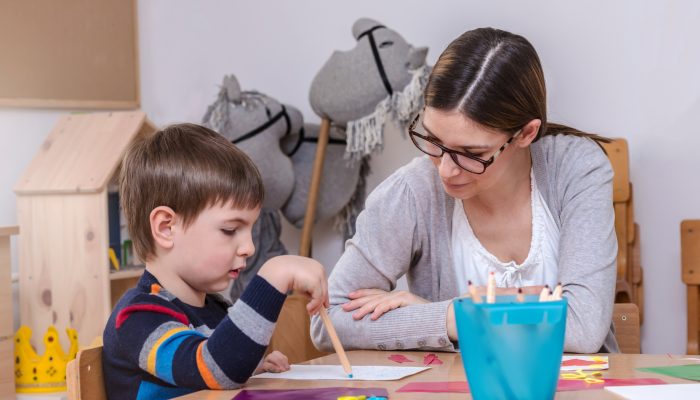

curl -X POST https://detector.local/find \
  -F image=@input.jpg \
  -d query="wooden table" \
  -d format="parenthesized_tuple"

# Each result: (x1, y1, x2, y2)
(176, 350, 699, 399)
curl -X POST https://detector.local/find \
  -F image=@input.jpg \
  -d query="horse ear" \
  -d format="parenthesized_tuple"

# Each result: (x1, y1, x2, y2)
(408, 46, 428, 69)
(222, 75, 241, 101)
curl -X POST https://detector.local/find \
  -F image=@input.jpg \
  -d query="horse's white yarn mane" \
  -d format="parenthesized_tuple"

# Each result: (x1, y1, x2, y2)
(344, 64, 431, 162)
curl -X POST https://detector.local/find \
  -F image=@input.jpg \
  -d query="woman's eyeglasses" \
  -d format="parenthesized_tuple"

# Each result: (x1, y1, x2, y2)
(408, 113, 520, 175)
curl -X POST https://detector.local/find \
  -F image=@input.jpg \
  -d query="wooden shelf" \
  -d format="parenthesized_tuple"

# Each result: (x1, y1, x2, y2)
(109, 265, 145, 281)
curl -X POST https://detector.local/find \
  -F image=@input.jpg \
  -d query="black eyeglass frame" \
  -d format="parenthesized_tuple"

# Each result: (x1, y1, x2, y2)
(408, 113, 521, 175)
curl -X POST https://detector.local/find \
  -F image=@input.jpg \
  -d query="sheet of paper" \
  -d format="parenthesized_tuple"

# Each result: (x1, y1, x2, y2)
(561, 355, 609, 371)
(253, 364, 430, 381)
(637, 364, 700, 381)
(605, 383, 700, 399)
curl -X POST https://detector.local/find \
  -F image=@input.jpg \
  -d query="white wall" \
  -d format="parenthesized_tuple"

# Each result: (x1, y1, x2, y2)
(1, 0, 698, 354)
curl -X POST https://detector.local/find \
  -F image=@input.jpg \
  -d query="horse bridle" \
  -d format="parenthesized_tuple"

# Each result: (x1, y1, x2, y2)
(357, 25, 394, 96)
(232, 104, 345, 157)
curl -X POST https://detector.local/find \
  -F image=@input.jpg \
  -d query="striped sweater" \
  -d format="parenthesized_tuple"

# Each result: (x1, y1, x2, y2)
(103, 270, 286, 399)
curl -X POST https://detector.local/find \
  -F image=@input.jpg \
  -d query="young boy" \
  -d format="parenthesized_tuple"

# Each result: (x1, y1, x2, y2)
(103, 123, 329, 399)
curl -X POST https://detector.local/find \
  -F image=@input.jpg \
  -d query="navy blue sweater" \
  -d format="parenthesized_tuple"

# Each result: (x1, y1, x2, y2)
(103, 270, 286, 399)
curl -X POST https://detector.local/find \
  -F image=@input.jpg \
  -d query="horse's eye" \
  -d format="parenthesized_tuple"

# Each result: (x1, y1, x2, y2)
(379, 40, 394, 48)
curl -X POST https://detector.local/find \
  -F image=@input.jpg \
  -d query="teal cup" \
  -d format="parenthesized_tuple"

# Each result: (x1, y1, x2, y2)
(453, 295, 567, 400)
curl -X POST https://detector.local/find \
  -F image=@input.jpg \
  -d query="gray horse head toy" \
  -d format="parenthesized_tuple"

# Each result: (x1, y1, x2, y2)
(309, 17, 430, 162)
(202, 74, 304, 302)
(280, 123, 363, 238)
(281, 18, 429, 238)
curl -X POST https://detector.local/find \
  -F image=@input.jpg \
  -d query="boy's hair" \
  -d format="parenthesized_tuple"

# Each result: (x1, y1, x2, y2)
(119, 123, 264, 262)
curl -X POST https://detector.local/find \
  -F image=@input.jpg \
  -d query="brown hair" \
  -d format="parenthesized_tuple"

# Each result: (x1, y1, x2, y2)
(425, 27, 608, 143)
(119, 123, 264, 262)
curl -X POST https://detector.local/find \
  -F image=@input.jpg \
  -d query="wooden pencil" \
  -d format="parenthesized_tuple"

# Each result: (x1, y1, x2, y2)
(319, 308, 353, 377)
(538, 285, 550, 302)
(516, 287, 525, 303)
(552, 283, 562, 300)
(487, 272, 496, 303)
(468, 280, 482, 303)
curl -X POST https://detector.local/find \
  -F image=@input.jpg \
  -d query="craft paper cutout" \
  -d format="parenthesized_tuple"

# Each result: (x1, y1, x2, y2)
(232, 387, 389, 400)
(605, 383, 700, 399)
(387, 354, 414, 364)
(637, 364, 700, 381)
(560, 355, 609, 371)
(423, 353, 443, 366)
(560, 370, 604, 384)
(253, 364, 429, 381)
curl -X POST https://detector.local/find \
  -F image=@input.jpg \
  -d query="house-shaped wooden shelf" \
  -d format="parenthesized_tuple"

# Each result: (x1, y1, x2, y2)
(15, 111, 157, 345)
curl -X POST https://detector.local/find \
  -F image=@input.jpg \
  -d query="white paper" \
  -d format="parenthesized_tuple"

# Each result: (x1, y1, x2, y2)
(253, 364, 430, 381)
(605, 383, 700, 399)
(560, 355, 609, 371)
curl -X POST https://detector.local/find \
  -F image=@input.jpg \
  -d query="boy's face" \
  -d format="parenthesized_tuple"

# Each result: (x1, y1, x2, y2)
(171, 201, 260, 295)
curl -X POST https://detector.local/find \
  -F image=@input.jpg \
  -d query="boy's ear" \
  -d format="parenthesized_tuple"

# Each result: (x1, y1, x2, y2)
(150, 206, 177, 250)
(516, 118, 541, 148)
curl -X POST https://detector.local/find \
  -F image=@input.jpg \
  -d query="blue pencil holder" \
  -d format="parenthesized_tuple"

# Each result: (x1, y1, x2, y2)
(453, 296, 567, 400)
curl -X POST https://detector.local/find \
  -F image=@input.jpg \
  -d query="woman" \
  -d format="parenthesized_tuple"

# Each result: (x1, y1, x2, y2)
(311, 27, 618, 353)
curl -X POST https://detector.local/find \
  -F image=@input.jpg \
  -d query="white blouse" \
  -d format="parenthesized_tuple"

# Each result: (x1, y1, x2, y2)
(451, 169, 560, 294)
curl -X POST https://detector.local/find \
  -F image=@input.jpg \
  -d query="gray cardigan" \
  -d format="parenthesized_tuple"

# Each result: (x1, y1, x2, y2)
(311, 134, 619, 353)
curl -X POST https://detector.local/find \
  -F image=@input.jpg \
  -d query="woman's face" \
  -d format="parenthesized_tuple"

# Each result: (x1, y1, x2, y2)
(421, 107, 521, 200)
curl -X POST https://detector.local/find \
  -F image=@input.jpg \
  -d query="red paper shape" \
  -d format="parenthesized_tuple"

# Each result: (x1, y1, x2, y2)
(561, 358, 607, 367)
(387, 354, 415, 363)
(556, 379, 603, 391)
(423, 353, 444, 366)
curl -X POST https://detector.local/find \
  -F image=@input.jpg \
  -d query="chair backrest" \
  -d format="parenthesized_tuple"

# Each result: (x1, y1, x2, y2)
(681, 219, 700, 354)
(66, 345, 106, 400)
(612, 303, 641, 353)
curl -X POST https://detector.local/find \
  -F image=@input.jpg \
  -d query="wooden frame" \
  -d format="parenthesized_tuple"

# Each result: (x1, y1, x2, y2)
(0, 226, 19, 399)
(681, 219, 700, 354)
(612, 303, 641, 353)
(0, 0, 140, 109)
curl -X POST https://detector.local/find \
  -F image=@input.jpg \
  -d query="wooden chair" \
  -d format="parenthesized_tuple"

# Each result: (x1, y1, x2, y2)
(681, 220, 700, 354)
(602, 139, 644, 322)
(612, 303, 641, 353)
(66, 345, 106, 400)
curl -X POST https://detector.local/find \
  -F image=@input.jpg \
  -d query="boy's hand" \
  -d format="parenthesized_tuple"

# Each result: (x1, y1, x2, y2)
(255, 351, 290, 374)
(258, 255, 329, 315)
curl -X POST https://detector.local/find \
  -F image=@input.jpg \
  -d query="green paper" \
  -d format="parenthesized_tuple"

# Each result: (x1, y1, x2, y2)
(637, 364, 700, 381)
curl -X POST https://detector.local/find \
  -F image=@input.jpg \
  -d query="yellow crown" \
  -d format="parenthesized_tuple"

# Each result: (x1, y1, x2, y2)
(14, 325, 79, 393)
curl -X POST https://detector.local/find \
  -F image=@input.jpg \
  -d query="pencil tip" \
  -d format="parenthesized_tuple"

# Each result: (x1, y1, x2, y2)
(517, 288, 522, 293)
(468, 280, 472, 285)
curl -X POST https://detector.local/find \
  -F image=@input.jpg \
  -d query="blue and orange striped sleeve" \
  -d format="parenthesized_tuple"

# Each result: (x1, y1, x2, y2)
(114, 275, 286, 391)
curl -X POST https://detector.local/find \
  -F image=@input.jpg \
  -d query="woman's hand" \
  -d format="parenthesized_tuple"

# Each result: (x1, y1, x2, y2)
(255, 350, 290, 374)
(341, 288, 429, 320)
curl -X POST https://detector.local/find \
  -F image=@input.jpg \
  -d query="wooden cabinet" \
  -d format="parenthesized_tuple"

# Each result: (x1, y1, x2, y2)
(1, 226, 19, 399)
(14, 112, 157, 345)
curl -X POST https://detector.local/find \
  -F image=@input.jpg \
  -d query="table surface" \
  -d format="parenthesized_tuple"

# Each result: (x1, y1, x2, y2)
(175, 351, 699, 399)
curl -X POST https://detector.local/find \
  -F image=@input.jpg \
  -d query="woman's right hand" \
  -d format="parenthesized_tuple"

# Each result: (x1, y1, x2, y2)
(341, 288, 429, 321)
